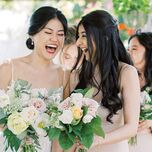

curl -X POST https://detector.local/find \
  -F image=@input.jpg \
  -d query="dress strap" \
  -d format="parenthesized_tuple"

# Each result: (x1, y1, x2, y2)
(10, 59, 14, 82)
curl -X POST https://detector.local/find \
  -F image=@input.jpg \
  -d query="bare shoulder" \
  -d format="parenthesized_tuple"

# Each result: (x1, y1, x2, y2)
(0, 60, 12, 76)
(119, 62, 139, 90)
(0, 60, 12, 89)
(119, 62, 138, 76)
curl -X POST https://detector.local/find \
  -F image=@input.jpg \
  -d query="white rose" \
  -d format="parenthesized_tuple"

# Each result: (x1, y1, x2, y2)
(70, 93, 83, 108)
(58, 110, 73, 124)
(82, 114, 93, 124)
(20, 106, 39, 123)
(0, 90, 10, 108)
(70, 93, 83, 100)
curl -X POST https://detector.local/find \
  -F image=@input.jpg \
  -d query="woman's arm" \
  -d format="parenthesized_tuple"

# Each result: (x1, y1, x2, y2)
(0, 61, 12, 90)
(92, 65, 141, 147)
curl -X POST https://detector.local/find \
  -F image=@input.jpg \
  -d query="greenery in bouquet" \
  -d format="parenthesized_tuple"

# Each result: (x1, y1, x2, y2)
(0, 79, 63, 152)
(128, 87, 152, 145)
(47, 88, 105, 151)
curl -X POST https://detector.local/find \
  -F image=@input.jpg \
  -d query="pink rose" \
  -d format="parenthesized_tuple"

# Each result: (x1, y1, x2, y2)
(83, 98, 99, 117)
(29, 98, 46, 113)
(58, 97, 71, 111)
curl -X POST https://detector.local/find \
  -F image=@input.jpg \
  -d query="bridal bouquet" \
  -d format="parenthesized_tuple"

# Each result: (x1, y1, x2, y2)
(128, 87, 152, 145)
(0, 79, 62, 152)
(47, 88, 105, 151)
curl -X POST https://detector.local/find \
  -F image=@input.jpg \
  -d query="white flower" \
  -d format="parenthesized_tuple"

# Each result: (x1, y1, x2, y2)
(33, 113, 50, 136)
(144, 104, 151, 110)
(70, 93, 83, 100)
(20, 106, 39, 123)
(20, 93, 31, 106)
(70, 93, 83, 108)
(58, 110, 73, 124)
(83, 114, 93, 124)
(7, 112, 28, 135)
(0, 90, 10, 108)
(140, 91, 151, 104)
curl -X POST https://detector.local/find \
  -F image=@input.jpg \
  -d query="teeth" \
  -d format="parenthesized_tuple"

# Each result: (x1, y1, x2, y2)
(46, 44, 57, 48)
(82, 48, 88, 52)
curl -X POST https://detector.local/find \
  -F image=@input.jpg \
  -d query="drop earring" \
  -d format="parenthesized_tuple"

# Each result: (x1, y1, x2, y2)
(31, 40, 34, 46)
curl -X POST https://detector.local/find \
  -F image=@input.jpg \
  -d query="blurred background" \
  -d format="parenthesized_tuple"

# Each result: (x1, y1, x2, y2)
(0, 0, 152, 60)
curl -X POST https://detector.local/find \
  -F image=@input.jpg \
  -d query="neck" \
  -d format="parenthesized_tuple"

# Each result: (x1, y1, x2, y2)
(29, 52, 53, 69)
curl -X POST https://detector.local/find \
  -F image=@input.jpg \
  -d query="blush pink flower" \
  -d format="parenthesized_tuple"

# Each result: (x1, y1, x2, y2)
(29, 98, 46, 113)
(58, 97, 71, 111)
(83, 98, 99, 117)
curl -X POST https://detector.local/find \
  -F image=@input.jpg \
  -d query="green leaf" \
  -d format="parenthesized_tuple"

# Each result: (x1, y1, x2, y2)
(72, 121, 83, 132)
(0, 108, 6, 119)
(83, 106, 88, 116)
(84, 88, 94, 98)
(74, 88, 90, 96)
(59, 131, 74, 150)
(3, 128, 21, 151)
(18, 79, 28, 86)
(66, 131, 76, 143)
(90, 116, 105, 138)
(80, 124, 93, 149)
(0, 116, 7, 125)
(48, 127, 61, 140)
(68, 125, 73, 133)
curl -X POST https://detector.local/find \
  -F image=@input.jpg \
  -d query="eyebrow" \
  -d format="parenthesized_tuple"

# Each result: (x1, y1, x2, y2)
(81, 31, 86, 34)
(44, 27, 64, 32)
(131, 45, 138, 47)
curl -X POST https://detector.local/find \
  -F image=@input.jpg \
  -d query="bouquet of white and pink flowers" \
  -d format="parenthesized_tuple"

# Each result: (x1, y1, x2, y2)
(129, 87, 152, 145)
(47, 88, 105, 151)
(0, 79, 62, 152)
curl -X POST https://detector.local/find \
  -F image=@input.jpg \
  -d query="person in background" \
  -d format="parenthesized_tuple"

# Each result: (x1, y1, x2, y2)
(53, 26, 81, 70)
(70, 10, 141, 152)
(0, 6, 68, 152)
(128, 32, 152, 152)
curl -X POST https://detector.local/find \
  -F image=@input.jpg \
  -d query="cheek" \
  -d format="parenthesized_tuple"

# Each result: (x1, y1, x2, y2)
(132, 52, 145, 64)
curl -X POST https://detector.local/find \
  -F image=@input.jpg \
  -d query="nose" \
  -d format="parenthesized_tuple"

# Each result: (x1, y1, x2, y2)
(76, 38, 81, 47)
(50, 33, 58, 42)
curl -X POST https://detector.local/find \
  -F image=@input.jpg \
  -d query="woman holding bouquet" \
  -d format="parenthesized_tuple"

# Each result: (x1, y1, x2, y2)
(0, 6, 69, 152)
(70, 10, 141, 152)
(128, 32, 152, 152)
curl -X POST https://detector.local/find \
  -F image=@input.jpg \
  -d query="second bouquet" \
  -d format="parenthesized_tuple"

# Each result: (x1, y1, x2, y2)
(47, 88, 105, 151)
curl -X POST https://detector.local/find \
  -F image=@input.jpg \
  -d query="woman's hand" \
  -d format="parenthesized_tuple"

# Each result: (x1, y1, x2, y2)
(138, 120, 152, 132)
(89, 135, 103, 149)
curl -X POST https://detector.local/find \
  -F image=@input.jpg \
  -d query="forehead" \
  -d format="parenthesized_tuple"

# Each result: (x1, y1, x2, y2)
(64, 44, 78, 57)
(78, 24, 85, 33)
(45, 18, 64, 30)
(129, 37, 140, 46)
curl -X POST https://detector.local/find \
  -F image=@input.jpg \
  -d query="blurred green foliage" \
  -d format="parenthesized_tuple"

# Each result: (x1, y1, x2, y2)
(113, 0, 152, 14)
(113, 0, 152, 40)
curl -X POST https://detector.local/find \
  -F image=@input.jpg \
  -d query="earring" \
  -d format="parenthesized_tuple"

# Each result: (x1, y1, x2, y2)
(31, 39, 34, 46)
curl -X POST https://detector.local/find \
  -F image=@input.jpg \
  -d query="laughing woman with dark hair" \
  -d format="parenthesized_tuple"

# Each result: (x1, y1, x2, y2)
(128, 32, 152, 152)
(0, 6, 68, 152)
(70, 10, 141, 152)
